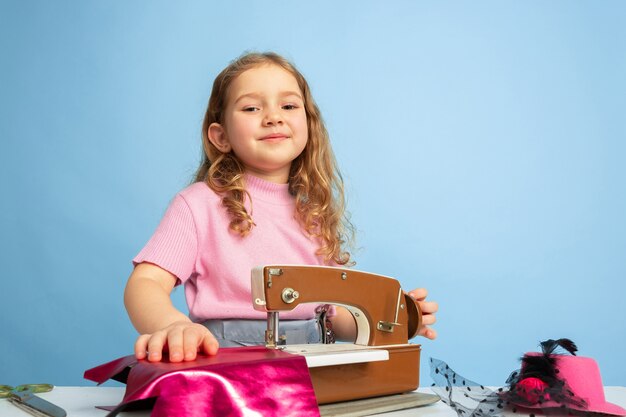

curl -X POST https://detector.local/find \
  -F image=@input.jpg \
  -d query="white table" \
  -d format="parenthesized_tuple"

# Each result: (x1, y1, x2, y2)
(1, 386, 625, 416)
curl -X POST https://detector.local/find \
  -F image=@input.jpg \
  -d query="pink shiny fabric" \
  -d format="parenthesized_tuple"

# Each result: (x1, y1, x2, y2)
(85, 347, 320, 417)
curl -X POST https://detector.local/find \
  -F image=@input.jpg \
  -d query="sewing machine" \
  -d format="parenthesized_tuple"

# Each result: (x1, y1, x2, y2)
(251, 265, 423, 405)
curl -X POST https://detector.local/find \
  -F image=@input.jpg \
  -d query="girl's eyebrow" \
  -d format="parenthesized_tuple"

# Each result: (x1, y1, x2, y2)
(233, 90, 303, 104)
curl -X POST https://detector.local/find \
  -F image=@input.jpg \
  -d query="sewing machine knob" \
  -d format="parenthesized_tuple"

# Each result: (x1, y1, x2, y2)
(281, 287, 300, 304)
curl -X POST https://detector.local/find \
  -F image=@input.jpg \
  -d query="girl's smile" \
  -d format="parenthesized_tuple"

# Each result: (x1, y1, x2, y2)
(259, 133, 289, 141)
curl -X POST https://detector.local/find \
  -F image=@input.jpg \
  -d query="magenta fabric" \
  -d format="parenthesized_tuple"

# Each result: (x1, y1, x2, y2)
(133, 175, 334, 322)
(85, 347, 320, 417)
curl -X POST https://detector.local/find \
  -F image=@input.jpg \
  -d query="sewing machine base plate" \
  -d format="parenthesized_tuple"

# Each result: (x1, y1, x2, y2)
(318, 391, 439, 417)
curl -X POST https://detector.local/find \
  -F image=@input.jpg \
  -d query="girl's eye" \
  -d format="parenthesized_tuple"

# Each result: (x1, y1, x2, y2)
(282, 104, 298, 110)
(243, 106, 260, 112)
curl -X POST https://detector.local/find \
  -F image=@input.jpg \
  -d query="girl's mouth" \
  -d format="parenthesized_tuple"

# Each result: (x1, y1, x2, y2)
(260, 133, 288, 141)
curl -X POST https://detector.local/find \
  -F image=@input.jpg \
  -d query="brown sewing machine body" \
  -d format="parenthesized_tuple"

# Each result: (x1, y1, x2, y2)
(251, 265, 422, 404)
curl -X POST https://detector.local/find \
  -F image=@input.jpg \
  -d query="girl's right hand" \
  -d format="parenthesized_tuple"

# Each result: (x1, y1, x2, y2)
(134, 321, 220, 362)
(407, 288, 438, 340)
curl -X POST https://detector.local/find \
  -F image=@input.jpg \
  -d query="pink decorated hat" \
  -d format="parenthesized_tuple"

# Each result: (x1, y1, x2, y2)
(505, 339, 625, 416)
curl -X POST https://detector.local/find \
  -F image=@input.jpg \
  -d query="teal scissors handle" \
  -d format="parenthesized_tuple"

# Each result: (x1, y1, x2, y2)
(0, 384, 54, 399)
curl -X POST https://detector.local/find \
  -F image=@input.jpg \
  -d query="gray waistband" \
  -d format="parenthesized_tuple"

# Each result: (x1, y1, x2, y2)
(199, 318, 321, 347)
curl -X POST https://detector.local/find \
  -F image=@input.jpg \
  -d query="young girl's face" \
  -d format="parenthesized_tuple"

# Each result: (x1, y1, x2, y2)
(209, 64, 308, 184)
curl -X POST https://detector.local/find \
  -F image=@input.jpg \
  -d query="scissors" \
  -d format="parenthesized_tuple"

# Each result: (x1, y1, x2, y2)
(0, 384, 66, 417)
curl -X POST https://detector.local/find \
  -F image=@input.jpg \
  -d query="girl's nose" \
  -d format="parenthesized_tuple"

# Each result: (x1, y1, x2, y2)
(263, 109, 284, 126)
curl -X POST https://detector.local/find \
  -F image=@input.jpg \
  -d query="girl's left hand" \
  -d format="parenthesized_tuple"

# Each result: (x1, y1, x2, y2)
(408, 288, 438, 340)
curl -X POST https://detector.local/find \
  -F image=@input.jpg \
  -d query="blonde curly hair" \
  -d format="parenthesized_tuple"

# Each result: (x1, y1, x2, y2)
(194, 52, 354, 265)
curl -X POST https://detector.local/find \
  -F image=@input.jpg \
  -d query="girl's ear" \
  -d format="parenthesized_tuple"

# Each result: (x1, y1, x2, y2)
(208, 123, 231, 153)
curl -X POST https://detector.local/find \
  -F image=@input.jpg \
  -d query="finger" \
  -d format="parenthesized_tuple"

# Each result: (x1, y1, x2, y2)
(420, 313, 437, 326)
(424, 327, 437, 340)
(134, 334, 151, 360)
(183, 326, 219, 359)
(181, 326, 203, 361)
(147, 331, 167, 362)
(167, 327, 185, 362)
(408, 288, 428, 301)
(418, 300, 439, 314)
(200, 330, 220, 357)
(418, 326, 438, 340)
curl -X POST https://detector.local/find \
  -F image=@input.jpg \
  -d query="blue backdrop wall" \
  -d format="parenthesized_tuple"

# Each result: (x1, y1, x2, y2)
(2, 1, 625, 387)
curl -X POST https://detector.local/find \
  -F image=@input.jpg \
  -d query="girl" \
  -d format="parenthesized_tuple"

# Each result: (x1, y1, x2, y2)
(124, 52, 438, 363)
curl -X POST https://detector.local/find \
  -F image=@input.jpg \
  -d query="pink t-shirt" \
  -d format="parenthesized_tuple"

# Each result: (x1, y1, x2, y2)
(134, 175, 330, 321)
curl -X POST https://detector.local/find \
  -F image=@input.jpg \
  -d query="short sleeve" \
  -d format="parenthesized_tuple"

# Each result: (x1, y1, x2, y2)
(133, 194, 198, 283)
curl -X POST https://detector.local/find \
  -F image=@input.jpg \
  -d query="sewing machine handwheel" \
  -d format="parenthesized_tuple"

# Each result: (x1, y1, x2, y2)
(404, 293, 422, 340)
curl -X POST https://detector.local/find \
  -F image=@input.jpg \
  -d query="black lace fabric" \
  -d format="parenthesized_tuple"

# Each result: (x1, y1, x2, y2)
(430, 357, 505, 417)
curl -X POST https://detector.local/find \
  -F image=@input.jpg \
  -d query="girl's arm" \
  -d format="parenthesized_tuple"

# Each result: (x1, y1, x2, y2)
(328, 306, 358, 342)
(124, 262, 219, 362)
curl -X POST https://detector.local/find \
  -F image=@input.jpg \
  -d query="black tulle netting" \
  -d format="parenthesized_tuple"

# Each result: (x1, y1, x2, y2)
(430, 357, 506, 417)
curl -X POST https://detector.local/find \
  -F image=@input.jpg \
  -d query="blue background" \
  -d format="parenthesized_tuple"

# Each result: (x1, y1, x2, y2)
(2, 1, 625, 387)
